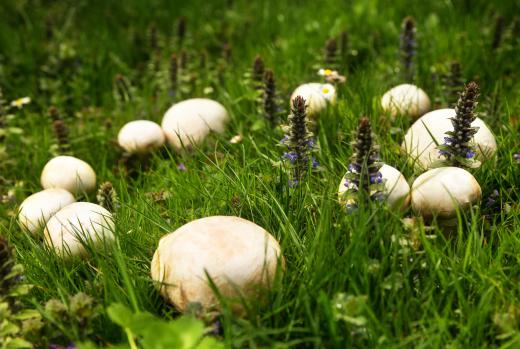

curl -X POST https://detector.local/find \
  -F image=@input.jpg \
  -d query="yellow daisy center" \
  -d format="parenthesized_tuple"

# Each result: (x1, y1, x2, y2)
(322, 88, 330, 94)
(324, 69, 332, 76)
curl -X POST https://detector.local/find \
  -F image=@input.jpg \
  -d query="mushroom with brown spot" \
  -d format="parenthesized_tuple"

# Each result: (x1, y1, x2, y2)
(150, 216, 284, 313)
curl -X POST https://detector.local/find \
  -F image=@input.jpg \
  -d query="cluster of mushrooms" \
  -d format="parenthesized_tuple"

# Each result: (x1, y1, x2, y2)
(16, 74, 495, 314)
(336, 81, 496, 227)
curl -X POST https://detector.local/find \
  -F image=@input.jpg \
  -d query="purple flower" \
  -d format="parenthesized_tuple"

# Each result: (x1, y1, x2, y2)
(443, 137, 454, 145)
(280, 135, 289, 144)
(311, 157, 319, 168)
(307, 139, 316, 148)
(439, 149, 450, 157)
(514, 153, 520, 162)
(465, 150, 476, 159)
(177, 163, 187, 171)
(348, 163, 360, 173)
(370, 172, 383, 184)
(283, 152, 297, 164)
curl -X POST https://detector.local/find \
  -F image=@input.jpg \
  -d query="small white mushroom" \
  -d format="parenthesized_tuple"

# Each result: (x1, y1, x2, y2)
(411, 167, 481, 223)
(290, 83, 336, 117)
(338, 164, 411, 209)
(44, 202, 115, 258)
(381, 84, 431, 119)
(402, 108, 497, 170)
(18, 189, 76, 235)
(150, 216, 284, 313)
(161, 98, 229, 151)
(117, 120, 165, 154)
(41, 156, 97, 195)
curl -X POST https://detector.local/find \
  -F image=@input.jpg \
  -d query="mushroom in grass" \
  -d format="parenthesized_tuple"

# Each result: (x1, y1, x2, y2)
(117, 120, 165, 154)
(338, 164, 410, 210)
(161, 98, 229, 151)
(381, 84, 431, 119)
(290, 83, 336, 118)
(18, 189, 76, 234)
(44, 202, 115, 258)
(151, 216, 284, 313)
(41, 156, 96, 195)
(411, 167, 481, 225)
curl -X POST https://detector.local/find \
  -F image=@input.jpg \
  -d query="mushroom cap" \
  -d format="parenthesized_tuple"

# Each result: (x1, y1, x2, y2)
(18, 189, 76, 235)
(381, 84, 431, 119)
(117, 120, 165, 154)
(411, 167, 482, 220)
(161, 98, 229, 151)
(41, 156, 97, 195)
(150, 216, 284, 313)
(401, 108, 497, 170)
(290, 83, 336, 117)
(44, 202, 115, 258)
(338, 164, 410, 209)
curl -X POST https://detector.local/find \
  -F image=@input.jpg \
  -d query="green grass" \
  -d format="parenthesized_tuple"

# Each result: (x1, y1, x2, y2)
(1, 0, 520, 347)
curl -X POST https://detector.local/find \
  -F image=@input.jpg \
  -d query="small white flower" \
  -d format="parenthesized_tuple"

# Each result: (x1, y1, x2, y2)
(320, 84, 336, 101)
(229, 134, 243, 144)
(10, 97, 31, 109)
(203, 86, 214, 95)
(318, 68, 334, 77)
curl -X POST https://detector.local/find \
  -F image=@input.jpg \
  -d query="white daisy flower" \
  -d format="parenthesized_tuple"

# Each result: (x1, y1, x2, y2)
(10, 97, 31, 109)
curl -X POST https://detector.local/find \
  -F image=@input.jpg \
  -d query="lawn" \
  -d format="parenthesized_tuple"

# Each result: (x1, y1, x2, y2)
(1, 0, 520, 348)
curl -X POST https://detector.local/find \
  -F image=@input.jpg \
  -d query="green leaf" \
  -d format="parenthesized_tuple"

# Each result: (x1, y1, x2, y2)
(4, 337, 33, 349)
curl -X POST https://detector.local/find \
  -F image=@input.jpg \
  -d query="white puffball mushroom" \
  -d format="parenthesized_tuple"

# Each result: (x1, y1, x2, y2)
(402, 108, 497, 170)
(151, 216, 284, 313)
(381, 84, 431, 119)
(117, 120, 165, 154)
(411, 167, 481, 222)
(41, 156, 97, 195)
(290, 83, 336, 117)
(44, 202, 115, 258)
(338, 164, 411, 209)
(18, 189, 76, 235)
(161, 98, 229, 151)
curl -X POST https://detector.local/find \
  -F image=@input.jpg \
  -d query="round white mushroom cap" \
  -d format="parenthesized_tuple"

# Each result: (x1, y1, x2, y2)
(151, 216, 284, 313)
(117, 120, 165, 154)
(290, 83, 336, 117)
(381, 84, 431, 119)
(402, 108, 497, 170)
(338, 164, 410, 209)
(44, 202, 115, 258)
(161, 98, 229, 151)
(18, 189, 76, 235)
(411, 167, 481, 221)
(41, 156, 97, 195)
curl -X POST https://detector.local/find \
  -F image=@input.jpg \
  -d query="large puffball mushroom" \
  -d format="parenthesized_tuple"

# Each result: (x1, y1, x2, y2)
(44, 202, 115, 258)
(402, 108, 497, 170)
(338, 164, 411, 209)
(411, 167, 481, 223)
(151, 216, 284, 313)
(161, 98, 229, 151)
(117, 120, 165, 154)
(381, 84, 431, 119)
(290, 83, 336, 118)
(18, 189, 76, 235)
(41, 156, 97, 195)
